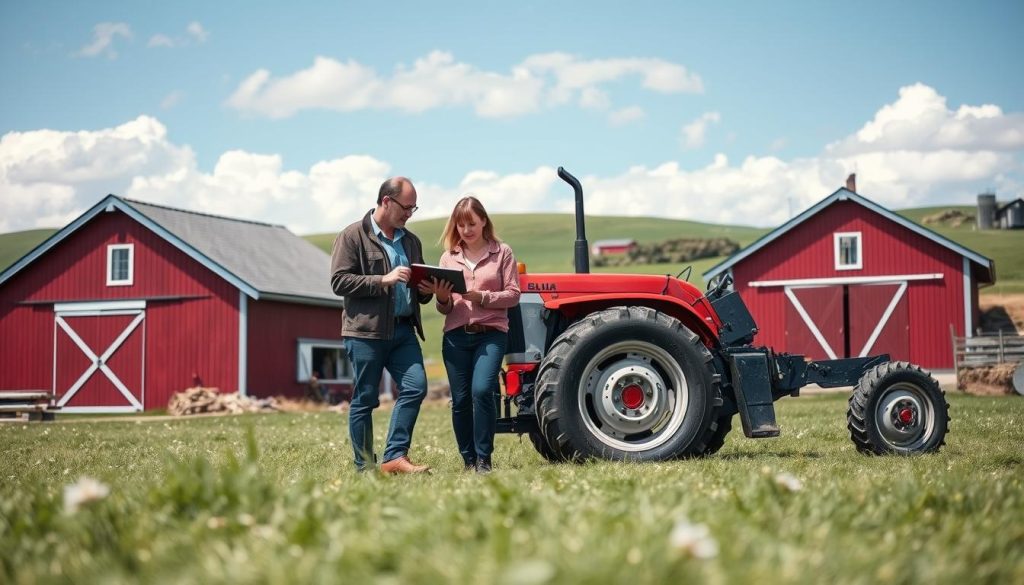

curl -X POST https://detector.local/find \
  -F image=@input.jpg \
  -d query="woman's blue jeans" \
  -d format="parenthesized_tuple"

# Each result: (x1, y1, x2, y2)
(442, 328, 507, 465)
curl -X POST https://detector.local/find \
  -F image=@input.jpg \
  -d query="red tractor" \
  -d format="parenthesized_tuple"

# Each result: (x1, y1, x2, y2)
(496, 167, 949, 461)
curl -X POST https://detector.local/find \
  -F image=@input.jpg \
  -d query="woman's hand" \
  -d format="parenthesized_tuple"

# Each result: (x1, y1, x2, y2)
(462, 290, 485, 305)
(427, 277, 455, 304)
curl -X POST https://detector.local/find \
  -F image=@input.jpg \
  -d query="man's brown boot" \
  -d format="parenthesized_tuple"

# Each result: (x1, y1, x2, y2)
(380, 456, 431, 474)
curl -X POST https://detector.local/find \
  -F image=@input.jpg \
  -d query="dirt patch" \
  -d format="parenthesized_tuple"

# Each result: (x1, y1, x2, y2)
(958, 363, 1018, 395)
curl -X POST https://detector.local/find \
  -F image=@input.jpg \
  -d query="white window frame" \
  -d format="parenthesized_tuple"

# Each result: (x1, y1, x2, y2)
(106, 244, 134, 286)
(296, 338, 353, 384)
(833, 232, 862, 271)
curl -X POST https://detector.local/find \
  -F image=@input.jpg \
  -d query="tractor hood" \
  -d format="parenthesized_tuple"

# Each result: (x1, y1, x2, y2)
(519, 272, 705, 304)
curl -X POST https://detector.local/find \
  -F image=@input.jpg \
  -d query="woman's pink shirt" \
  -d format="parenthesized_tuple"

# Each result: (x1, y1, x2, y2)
(436, 240, 521, 332)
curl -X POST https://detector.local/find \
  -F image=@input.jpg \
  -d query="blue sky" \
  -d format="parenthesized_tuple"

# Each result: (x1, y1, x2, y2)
(1, 0, 1022, 234)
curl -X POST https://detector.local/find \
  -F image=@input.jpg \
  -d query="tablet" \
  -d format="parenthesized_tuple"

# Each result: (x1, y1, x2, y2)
(410, 263, 468, 294)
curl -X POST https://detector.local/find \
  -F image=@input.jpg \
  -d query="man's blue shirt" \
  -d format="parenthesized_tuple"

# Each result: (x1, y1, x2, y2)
(370, 215, 412, 317)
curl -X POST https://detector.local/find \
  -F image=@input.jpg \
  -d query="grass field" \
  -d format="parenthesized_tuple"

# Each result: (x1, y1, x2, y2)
(2, 393, 1022, 584)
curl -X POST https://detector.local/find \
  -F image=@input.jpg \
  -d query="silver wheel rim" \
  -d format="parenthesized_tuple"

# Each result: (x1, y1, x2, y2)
(874, 382, 936, 450)
(578, 340, 688, 452)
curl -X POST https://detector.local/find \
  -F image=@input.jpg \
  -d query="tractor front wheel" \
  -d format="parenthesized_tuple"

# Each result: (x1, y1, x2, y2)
(847, 361, 949, 455)
(535, 306, 722, 462)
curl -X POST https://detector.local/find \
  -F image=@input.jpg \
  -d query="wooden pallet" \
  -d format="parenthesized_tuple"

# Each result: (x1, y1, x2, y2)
(0, 390, 60, 421)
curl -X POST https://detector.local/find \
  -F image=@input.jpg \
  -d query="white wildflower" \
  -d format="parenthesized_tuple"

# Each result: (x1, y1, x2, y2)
(774, 472, 804, 492)
(669, 518, 718, 559)
(63, 476, 110, 514)
(206, 516, 227, 529)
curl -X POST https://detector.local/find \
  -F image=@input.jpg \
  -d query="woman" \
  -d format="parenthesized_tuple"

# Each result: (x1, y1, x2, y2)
(431, 195, 520, 473)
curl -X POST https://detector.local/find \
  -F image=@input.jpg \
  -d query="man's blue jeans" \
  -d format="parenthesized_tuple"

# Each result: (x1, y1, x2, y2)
(343, 322, 427, 469)
(442, 329, 507, 465)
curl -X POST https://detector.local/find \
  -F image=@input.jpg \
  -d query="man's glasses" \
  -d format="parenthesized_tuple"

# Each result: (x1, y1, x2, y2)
(387, 196, 418, 214)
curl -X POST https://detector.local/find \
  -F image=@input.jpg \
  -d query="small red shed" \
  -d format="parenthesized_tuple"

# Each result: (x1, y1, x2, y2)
(703, 186, 994, 370)
(591, 239, 636, 256)
(0, 195, 348, 412)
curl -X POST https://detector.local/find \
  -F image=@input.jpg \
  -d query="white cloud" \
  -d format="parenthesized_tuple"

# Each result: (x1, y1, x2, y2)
(76, 22, 132, 59)
(148, 21, 210, 49)
(681, 111, 721, 149)
(0, 116, 194, 232)
(609, 106, 646, 127)
(2, 84, 1021, 236)
(828, 83, 1024, 154)
(147, 34, 174, 48)
(186, 22, 209, 43)
(226, 51, 703, 119)
(160, 91, 185, 109)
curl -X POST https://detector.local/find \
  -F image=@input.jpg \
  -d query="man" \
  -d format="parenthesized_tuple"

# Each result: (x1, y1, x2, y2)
(330, 177, 433, 474)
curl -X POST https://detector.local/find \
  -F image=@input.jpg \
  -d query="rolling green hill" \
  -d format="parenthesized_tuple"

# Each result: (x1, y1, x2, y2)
(0, 229, 57, 274)
(896, 206, 1024, 296)
(4, 209, 1021, 292)
(308, 213, 767, 280)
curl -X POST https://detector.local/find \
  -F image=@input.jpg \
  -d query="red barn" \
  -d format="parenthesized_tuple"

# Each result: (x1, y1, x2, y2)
(591, 239, 636, 256)
(703, 186, 994, 370)
(0, 195, 349, 412)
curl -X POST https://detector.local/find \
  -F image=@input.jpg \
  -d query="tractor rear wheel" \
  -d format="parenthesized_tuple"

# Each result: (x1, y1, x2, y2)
(701, 414, 734, 457)
(535, 306, 722, 462)
(527, 430, 568, 462)
(847, 361, 949, 455)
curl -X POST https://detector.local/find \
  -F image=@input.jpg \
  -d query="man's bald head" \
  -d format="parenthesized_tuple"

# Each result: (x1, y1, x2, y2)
(377, 177, 415, 205)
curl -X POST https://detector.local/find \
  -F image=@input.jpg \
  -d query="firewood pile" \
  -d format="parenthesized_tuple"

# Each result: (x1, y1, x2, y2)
(168, 387, 280, 416)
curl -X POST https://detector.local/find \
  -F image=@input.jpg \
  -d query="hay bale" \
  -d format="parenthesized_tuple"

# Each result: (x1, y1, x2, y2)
(958, 363, 1019, 396)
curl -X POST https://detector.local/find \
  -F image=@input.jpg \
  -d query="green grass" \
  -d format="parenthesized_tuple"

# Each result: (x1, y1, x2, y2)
(2, 393, 1022, 584)
(897, 206, 1024, 293)
(0, 228, 55, 274)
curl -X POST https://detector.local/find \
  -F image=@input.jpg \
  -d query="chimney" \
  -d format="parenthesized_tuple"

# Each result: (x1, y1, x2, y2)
(845, 173, 856, 193)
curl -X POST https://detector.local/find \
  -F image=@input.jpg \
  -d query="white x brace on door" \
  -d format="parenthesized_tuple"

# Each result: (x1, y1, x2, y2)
(53, 300, 146, 412)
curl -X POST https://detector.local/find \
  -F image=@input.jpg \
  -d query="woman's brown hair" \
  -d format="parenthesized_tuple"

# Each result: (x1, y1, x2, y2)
(440, 195, 499, 252)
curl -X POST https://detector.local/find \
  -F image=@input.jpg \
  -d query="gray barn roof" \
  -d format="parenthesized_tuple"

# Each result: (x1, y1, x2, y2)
(0, 195, 341, 306)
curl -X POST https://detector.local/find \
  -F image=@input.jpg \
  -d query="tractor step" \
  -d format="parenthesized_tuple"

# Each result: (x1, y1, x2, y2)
(725, 350, 781, 439)
(748, 422, 781, 438)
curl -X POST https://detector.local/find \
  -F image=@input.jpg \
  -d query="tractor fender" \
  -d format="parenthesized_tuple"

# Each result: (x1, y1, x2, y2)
(543, 293, 719, 347)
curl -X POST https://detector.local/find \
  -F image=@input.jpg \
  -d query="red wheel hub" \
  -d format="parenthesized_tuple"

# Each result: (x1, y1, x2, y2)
(621, 384, 645, 410)
(898, 407, 915, 425)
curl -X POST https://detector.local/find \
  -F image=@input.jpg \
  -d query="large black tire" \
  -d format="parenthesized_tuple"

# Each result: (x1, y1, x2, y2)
(701, 414, 734, 457)
(847, 361, 950, 455)
(527, 430, 568, 462)
(535, 306, 722, 462)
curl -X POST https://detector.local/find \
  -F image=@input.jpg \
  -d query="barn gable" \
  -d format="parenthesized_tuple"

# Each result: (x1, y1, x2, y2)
(0, 195, 340, 306)
(703, 188, 994, 284)
(0, 195, 345, 411)
(700, 187, 994, 369)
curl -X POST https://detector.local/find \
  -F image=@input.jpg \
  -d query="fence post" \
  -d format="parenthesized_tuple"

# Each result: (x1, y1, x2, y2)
(950, 324, 959, 390)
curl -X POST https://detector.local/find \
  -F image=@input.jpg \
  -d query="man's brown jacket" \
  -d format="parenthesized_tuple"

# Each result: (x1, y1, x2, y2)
(330, 210, 431, 340)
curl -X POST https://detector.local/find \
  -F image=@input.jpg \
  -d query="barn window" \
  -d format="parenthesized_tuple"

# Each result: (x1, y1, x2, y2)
(106, 244, 134, 285)
(296, 339, 353, 383)
(834, 232, 862, 270)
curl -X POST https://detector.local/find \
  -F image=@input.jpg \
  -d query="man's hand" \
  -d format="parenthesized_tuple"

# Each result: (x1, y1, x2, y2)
(382, 266, 411, 289)
(462, 290, 485, 305)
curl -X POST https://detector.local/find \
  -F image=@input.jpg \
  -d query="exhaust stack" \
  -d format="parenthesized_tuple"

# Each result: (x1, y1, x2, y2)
(558, 166, 589, 274)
